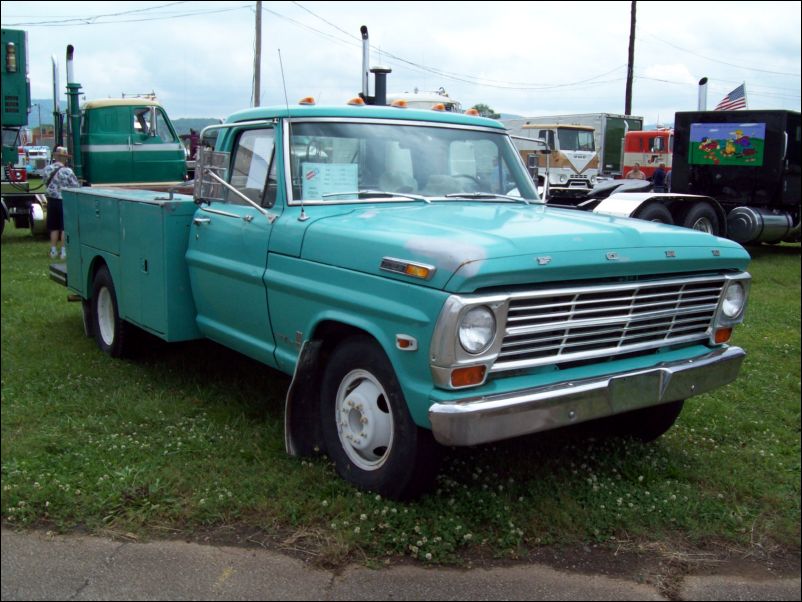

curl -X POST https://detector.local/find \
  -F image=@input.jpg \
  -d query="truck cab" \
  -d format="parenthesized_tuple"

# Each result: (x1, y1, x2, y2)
(79, 99, 186, 186)
(519, 123, 598, 197)
(622, 129, 673, 180)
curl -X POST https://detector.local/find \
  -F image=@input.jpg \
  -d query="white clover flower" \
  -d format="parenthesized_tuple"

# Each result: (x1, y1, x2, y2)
(425, 553, 432, 560)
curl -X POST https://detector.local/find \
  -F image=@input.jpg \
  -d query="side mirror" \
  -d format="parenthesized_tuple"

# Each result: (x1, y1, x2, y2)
(193, 146, 230, 203)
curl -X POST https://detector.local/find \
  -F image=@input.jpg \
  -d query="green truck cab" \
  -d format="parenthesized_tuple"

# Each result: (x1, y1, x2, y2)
(77, 99, 186, 186)
(55, 103, 751, 499)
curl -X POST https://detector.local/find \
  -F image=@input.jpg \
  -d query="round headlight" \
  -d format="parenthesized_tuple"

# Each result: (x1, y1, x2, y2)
(459, 306, 496, 354)
(722, 282, 746, 318)
(559, 174, 568, 183)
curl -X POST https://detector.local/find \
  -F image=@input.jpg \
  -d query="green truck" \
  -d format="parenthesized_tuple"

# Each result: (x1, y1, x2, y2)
(1, 36, 186, 236)
(52, 100, 752, 499)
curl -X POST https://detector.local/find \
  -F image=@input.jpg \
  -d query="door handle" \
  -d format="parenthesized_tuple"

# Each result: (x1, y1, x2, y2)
(193, 217, 211, 225)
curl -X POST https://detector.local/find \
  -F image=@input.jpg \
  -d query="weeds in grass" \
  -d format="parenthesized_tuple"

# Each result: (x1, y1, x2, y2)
(2, 228, 800, 564)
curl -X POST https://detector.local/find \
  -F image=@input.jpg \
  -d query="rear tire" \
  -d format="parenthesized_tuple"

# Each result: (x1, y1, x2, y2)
(680, 202, 721, 236)
(320, 336, 441, 500)
(635, 203, 673, 225)
(91, 265, 131, 357)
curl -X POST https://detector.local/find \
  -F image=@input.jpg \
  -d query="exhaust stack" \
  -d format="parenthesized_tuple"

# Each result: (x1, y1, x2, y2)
(65, 44, 84, 179)
(698, 77, 708, 111)
(361, 26, 369, 100)
(358, 26, 391, 105)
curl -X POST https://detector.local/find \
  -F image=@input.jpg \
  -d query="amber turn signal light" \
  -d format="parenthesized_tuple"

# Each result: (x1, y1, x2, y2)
(450, 366, 486, 388)
(714, 328, 733, 344)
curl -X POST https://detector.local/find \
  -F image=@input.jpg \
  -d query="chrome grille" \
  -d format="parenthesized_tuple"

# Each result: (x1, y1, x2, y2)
(492, 276, 725, 373)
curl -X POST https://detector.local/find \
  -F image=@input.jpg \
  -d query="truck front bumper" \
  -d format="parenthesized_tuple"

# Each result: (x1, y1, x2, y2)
(428, 346, 745, 446)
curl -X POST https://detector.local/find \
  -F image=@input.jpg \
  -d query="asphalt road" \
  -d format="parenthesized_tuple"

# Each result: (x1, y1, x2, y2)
(1, 528, 799, 601)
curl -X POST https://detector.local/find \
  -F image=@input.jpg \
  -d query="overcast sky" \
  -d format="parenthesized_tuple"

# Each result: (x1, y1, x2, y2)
(2, 1, 800, 123)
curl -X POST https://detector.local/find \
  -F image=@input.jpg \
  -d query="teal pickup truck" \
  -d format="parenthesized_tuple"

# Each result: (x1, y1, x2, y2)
(53, 103, 751, 499)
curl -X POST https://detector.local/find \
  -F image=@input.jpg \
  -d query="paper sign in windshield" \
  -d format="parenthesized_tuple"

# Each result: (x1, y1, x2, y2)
(301, 163, 359, 199)
(689, 122, 766, 166)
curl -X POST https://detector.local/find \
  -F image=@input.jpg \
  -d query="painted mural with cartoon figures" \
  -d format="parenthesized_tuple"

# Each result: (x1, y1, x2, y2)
(689, 122, 766, 166)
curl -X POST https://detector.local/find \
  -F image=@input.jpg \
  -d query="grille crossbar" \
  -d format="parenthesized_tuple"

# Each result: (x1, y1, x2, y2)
(492, 276, 725, 372)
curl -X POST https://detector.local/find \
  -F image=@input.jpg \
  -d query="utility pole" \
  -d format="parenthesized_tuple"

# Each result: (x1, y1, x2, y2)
(253, 0, 262, 106)
(625, 0, 636, 115)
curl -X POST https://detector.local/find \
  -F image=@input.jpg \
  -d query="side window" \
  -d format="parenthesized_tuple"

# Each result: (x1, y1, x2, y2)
(133, 108, 150, 137)
(155, 110, 176, 143)
(228, 128, 276, 207)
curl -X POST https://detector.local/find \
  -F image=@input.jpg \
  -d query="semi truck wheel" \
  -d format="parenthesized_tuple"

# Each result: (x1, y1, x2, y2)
(91, 265, 131, 357)
(680, 202, 720, 236)
(635, 203, 673, 225)
(320, 336, 441, 500)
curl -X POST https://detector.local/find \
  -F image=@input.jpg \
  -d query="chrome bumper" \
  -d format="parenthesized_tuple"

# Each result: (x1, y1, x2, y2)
(428, 346, 745, 446)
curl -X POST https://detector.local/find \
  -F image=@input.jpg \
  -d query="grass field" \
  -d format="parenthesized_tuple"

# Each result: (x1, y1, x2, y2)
(1, 226, 800, 565)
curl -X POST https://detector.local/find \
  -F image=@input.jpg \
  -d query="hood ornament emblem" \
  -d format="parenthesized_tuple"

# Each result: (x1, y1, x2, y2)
(606, 252, 619, 261)
(536, 256, 552, 266)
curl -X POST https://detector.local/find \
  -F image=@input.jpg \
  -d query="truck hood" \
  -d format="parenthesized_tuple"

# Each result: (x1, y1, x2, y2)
(300, 203, 750, 293)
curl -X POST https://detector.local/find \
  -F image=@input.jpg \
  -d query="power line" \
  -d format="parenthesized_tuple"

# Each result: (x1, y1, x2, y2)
(641, 31, 801, 77)
(5, 2, 252, 27)
(276, 2, 630, 91)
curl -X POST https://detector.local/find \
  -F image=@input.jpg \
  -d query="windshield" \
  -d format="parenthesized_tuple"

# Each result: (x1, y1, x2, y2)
(287, 121, 539, 203)
(557, 128, 595, 152)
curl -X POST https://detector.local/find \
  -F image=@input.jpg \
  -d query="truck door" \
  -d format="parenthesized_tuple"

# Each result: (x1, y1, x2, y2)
(131, 106, 185, 183)
(186, 127, 279, 367)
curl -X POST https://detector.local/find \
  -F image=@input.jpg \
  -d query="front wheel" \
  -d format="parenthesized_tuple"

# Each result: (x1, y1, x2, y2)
(320, 336, 441, 500)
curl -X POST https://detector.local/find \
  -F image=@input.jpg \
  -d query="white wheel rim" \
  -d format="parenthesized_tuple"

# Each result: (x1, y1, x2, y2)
(691, 216, 714, 233)
(97, 287, 115, 347)
(335, 369, 394, 471)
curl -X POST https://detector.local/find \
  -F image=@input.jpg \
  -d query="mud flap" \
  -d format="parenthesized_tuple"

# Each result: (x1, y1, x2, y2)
(284, 340, 325, 457)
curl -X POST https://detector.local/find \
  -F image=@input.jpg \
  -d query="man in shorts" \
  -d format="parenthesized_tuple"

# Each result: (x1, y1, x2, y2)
(42, 147, 80, 259)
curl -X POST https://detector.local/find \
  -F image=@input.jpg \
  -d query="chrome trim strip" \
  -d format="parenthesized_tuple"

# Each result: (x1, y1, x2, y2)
(429, 346, 745, 446)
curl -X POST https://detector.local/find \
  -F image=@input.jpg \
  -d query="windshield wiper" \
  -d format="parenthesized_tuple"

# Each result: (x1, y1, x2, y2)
(322, 189, 430, 203)
(444, 192, 530, 205)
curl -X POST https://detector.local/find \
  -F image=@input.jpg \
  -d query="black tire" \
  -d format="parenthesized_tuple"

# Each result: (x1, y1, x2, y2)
(91, 265, 131, 357)
(320, 336, 442, 500)
(614, 400, 685, 442)
(635, 203, 674, 225)
(680, 202, 721, 236)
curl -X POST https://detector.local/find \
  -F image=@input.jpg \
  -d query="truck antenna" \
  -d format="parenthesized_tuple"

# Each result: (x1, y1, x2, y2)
(278, 49, 308, 222)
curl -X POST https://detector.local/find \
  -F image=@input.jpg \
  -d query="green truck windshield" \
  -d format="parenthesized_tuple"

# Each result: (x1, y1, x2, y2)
(288, 121, 538, 203)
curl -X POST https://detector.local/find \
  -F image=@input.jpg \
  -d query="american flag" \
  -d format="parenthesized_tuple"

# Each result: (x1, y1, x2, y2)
(714, 84, 747, 111)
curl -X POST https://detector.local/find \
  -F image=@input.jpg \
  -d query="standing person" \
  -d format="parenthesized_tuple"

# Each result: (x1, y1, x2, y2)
(42, 147, 80, 259)
(189, 129, 199, 161)
(652, 162, 667, 192)
(626, 162, 646, 180)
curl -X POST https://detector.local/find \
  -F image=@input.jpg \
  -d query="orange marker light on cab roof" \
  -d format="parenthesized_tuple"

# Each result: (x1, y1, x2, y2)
(298, 96, 316, 105)
(391, 99, 408, 108)
(431, 103, 446, 111)
(464, 108, 480, 116)
(347, 97, 366, 106)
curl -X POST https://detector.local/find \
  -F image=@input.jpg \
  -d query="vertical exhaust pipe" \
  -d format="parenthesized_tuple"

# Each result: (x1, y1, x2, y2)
(360, 26, 369, 101)
(698, 77, 708, 111)
(65, 45, 83, 179)
(359, 25, 392, 105)
(51, 54, 63, 148)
